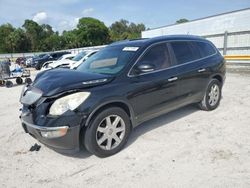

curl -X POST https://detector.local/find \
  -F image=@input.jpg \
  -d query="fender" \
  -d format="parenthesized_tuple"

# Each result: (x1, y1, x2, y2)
(84, 98, 136, 128)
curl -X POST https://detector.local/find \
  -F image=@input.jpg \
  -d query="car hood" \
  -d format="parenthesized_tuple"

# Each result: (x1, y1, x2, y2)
(50, 59, 74, 68)
(33, 69, 113, 96)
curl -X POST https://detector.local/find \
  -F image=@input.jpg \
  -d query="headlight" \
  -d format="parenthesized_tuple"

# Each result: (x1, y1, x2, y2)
(49, 92, 90, 116)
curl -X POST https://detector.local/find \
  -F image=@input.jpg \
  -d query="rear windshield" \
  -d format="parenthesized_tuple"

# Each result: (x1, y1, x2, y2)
(77, 46, 138, 75)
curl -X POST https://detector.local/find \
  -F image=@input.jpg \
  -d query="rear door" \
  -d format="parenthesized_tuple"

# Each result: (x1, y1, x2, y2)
(169, 41, 214, 104)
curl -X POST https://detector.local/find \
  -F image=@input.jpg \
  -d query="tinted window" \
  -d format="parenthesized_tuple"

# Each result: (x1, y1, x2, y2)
(170, 41, 200, 65)
(195, 42, 216, 58)
(136, 43, 171, 71)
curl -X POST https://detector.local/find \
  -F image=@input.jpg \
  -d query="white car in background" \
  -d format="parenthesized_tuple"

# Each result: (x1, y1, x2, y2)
(41, 53, 75, 71)
(41, 50, 99, 71)
(70, 50, 98, 69)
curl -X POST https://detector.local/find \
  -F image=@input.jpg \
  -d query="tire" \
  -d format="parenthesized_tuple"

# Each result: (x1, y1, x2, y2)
(16, 77, 23, 85)
(5, 80, 13, 88)
(25, 78, 32, 85)
(84, 107, 131, 158)
(198, 79, 222, 111)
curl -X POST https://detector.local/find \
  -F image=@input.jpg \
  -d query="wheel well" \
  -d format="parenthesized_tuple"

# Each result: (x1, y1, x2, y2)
(212, 75, 222, 83)
(94, 102, 130, 119)
(85, 102, 132, 128)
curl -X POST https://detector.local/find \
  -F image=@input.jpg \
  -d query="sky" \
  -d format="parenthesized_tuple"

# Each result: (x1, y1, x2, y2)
(0, 0, 249, 32)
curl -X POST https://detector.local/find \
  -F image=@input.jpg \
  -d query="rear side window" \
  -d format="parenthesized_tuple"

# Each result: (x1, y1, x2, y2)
(170, 41, 200, 65)
(136, 43, 171, 71)
(194, 42, 216, 58)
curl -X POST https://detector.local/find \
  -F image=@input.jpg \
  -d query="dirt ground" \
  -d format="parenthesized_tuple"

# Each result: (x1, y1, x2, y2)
(0, 72, 250, 188)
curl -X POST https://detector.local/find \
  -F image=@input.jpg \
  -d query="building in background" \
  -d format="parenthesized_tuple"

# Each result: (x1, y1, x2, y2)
(142, 8, 250, 55)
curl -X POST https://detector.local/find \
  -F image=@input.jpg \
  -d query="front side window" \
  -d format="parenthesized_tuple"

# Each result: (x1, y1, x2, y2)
(77, 46, 137, 75)
(132, 43, 171, 74)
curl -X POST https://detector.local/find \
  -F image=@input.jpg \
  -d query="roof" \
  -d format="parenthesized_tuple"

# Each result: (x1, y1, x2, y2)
(109, 35, 206, 48)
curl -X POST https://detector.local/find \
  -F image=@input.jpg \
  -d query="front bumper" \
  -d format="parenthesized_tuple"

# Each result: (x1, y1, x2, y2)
(21, 114, 82, 153)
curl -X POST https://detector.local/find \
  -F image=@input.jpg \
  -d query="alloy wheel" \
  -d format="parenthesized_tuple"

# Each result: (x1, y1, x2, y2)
(96, 115, 126, 150)
(208, 84, 220, 106)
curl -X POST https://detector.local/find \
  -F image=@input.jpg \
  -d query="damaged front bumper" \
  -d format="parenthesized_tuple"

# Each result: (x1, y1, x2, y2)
(21, 113, 81, 153)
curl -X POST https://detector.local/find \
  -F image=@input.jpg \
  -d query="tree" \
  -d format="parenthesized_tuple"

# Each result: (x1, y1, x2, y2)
(22, 20, 43, 51)
(0, 23, 15, 53)
(0, 18, 147, 53)
(5, 28, 30, 53)
(76, 17, 110, 46)
(110, 19, 145, 41)
(41, 34, 63, 51)
(176, 18, 189, 24)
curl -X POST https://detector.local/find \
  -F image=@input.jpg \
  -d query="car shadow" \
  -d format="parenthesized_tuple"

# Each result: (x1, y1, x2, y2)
(59, 104, 198, 159)
(49, 145, 92, 159)
(126, 105, 198, 147)
(54, 105, 198, 159)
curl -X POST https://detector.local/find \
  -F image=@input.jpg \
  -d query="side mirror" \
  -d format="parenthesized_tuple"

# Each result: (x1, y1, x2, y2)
(135, 63, 155, 74)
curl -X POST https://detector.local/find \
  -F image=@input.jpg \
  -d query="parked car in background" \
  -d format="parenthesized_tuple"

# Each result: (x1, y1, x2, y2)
(15, 57, 26, 66)
(41, 53, 75, 71)
(41, 50, 99, 71)
(70, 50, 98, 69)
(25, 54, 46, 67)
(34, 51, 70, 70)
(20, 35, 225, 157)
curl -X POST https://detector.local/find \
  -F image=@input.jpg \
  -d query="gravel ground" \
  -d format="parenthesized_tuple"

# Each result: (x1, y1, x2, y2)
(0, 72, 250, 188)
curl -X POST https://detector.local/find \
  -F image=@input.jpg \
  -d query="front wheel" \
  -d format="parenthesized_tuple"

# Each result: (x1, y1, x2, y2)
(84, 107, 131, 158)
(199, 79, 222, 111)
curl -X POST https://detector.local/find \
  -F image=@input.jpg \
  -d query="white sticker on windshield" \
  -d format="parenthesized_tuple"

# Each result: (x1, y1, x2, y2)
(123, 47, 139, 52)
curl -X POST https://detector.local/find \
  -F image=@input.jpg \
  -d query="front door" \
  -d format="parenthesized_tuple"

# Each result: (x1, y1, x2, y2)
(127, 42, 180, 124)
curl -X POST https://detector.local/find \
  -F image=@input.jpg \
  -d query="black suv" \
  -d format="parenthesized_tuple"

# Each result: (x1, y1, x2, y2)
(20, 35, 225, 157)
(34, 51, 70, 70)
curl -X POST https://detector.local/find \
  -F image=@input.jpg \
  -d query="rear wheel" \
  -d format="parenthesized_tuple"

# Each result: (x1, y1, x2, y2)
(84, 107, 131, 158)
(16, 77, 23, 85)
(199, 79, 222, 111)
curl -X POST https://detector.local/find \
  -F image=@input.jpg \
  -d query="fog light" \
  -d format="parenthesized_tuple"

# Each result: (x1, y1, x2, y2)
(40, 127, 68, 138)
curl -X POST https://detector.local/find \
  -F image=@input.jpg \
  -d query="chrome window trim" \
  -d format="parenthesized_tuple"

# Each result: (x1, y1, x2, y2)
(127, 39, 218, 78)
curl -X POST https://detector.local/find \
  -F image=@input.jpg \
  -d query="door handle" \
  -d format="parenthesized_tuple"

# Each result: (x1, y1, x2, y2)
(198, 68, 206, 73)
(168, 77, 178, 82)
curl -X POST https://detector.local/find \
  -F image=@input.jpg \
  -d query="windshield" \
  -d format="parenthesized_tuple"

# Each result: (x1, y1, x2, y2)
(77, 46, 138, 75)
(72, 51, 87, 61)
